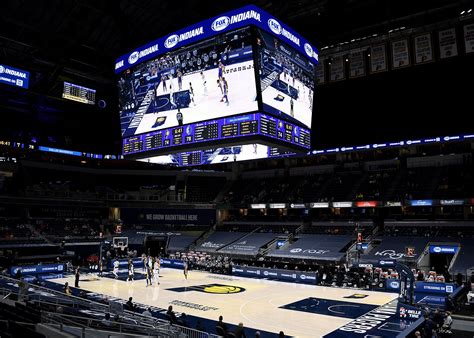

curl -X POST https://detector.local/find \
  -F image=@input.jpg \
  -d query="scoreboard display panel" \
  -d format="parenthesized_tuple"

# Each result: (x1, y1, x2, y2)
(116, 5, 318, 164)
(62, 82, 96, 105)
(122, 113, 310, 156)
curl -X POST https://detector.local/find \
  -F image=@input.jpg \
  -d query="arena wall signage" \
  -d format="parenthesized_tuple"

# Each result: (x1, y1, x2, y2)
(250, 204, 266, 209)
(377, 259, 397, 267)
(414, 281, 456, 295)
(0, 63, 29, 89)
(355, 201, 379, 207)
(160, 258, 185, 268)
(115, 5, 318, 74)
(440, 199, 464, 206)
(408, 199, 433, 206)
(428, 245, 458, 254)
(10, 263, 65, 276)
(332, 202, 353, 208)
(232, 265, 317, 284)
(310, 202, 329, 208)
(269, 203, 287, 209)
(290, 203, 306, 209)
(110, 258, 143, 268)
(120, 208, 215, 226)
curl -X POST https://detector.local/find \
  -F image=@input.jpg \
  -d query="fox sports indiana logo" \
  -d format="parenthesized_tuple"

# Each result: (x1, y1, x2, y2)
(165, 35, 179, 48)
(128, 51, 140, 65)
(304, 43, 313, 57)
(211, 16, 230, 31)
(268, 19, 282, 35)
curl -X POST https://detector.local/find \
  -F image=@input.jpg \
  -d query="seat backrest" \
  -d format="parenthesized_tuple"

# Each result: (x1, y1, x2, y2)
(216, 325, 226, 336)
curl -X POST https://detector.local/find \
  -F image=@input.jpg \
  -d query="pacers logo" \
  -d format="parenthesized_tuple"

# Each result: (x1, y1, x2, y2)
(344, 293, 369, 299)
(167, 283, 245, 294)
(204, 285, 243, 294)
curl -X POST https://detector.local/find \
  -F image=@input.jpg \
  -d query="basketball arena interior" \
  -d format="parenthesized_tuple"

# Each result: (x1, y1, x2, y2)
(1, 1, 474, 337)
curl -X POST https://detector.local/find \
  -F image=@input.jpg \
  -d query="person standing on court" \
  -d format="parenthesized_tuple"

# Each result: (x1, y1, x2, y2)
(183, 259, 188, 280)
(75, 267, 80, 287)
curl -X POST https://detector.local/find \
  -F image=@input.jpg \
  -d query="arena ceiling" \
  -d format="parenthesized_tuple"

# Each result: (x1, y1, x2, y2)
(0, 0, 467, 85)
(0, 0, 470, 152)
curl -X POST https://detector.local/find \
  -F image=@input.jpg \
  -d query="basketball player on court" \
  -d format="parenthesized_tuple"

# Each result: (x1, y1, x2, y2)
(161, 74, 167, 93)
(177, 70, 183, 91)
(127, 260, 134, 282)
(153, 258, 160, 285)
(189, 82, 196, 106)
(217, 60, 225, 94)
(113, 260, 119, 279)
(145, 265, 152, 287)
(221, 77, 229, 105)
(176, 108, 183, 126)
(183, 260, 188, 280)
(200, 71, 207, 95)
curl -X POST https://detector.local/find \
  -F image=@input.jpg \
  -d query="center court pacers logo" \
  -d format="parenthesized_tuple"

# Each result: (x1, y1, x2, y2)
(344, 294, 369, 299)
(167, 283, 245, 294)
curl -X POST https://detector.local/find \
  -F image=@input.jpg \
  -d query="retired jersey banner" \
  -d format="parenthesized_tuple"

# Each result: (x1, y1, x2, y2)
(329, 54, 345, 82)
(370, 44, 387, 73)
(438, 28, 458, 58)
(414, 33, 433, 64)
(315, 58, 325, 85)
(349, 49, 366, 78)
(464, 24, 474, 53)
(392, 39, 410, 69)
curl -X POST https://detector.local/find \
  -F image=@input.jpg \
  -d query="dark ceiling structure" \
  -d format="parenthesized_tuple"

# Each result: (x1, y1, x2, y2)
(0, 0, 471, 152)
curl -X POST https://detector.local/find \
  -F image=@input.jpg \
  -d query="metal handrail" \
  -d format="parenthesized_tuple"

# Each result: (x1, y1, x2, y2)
(0, 275, 220, 338)
(42, 311, 220, 338)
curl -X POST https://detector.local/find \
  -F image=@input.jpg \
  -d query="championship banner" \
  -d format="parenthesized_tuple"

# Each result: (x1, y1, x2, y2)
(349, 49, 366, 78)
(315, 58, 325, 85)
(438, 28, 458, 58)
(329, 54, 345, 82)
(392, 39, 410, 69)
(413, 33, 433, 64)
(370, 44, 387, 73)
(464, 24, 474, 54)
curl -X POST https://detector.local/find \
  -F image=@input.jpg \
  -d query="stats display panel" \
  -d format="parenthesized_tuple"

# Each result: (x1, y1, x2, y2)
(256, 29, 315, 129)
(62, 82, 96, 105)
(122, 112, 310, 156)
(118, 27, 258, 138)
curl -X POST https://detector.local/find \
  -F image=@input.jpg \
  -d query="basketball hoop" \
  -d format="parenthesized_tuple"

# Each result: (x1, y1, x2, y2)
(113, 237, 129, 252)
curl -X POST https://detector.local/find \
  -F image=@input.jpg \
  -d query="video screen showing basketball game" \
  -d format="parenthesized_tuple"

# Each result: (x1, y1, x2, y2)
(256, 28, 315, 129)
(118, 27, 258, 138)
(137, 144, 294, 166)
